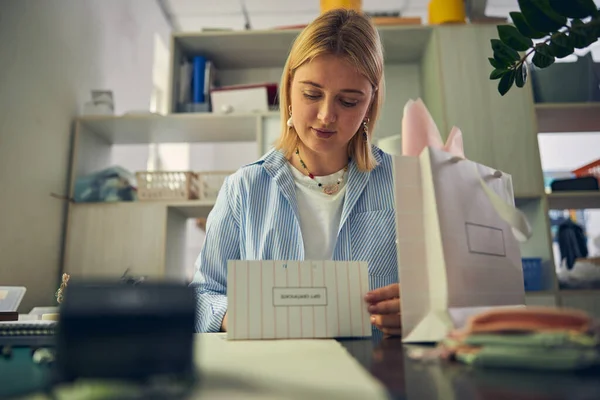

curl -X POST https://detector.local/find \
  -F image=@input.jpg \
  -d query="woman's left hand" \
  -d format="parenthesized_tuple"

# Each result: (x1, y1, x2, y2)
(364, 283, 402, 337)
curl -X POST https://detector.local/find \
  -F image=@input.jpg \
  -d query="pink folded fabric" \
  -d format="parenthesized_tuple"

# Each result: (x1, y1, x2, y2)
(457, 306, 592, 336)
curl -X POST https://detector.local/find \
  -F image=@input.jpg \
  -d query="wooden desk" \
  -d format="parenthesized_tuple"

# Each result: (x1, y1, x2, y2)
(3, 338, 600, 400)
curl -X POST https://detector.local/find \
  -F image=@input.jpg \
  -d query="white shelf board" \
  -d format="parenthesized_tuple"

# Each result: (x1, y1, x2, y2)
(535, 102, 600, 133)
(525, 290, 556, 296)
(547, 191, 600, 210)
(168, 200, 215, 219)
(514, 195, 544, 207)
(559, 289, 600, 296)
(77, 112, 278, 145)
(175, 25, 432, 69)
(71, 200, 216, 219)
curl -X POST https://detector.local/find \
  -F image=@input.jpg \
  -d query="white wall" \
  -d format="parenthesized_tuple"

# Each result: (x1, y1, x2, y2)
(538, 133, 600, 172)
(0, 0, 171, 312)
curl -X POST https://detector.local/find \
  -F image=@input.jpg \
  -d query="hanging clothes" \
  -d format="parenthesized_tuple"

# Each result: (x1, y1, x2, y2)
(557, 219, 588, 270)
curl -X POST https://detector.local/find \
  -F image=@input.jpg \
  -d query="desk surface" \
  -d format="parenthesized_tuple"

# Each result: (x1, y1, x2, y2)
(3, 337, 600, 400)
(341, 338, 600, 400)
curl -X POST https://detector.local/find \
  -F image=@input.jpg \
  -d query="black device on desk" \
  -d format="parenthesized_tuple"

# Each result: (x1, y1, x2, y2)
(53, 280, 196, 384)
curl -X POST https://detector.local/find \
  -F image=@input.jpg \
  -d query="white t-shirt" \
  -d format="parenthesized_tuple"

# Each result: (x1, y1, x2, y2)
(288, 163, 348, 260)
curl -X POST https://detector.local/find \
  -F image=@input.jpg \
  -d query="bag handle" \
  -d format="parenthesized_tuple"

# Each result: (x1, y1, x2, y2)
(451, 156, 533, 242)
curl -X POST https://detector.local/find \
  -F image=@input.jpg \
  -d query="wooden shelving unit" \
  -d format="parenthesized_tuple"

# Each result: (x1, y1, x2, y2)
(66, 25, 445, 282)
(533, 101, 600, 314)
(547, 191, 600, 210)
(63, 109, 279, 280)
(61, 24, 600, 316)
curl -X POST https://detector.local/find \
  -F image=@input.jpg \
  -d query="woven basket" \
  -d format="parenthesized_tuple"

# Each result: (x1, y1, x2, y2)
(136, 171, 200, 201)
(197, 171, 234, 200)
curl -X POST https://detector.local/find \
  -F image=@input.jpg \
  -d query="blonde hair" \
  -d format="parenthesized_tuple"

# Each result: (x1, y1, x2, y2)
(275, 9, 385, 172)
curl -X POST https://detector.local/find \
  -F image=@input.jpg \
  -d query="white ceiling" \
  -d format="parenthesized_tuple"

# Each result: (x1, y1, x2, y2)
(162, 0, 522, 32)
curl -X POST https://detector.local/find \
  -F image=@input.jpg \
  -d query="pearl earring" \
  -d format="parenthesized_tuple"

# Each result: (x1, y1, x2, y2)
(287, 105, 294, 128)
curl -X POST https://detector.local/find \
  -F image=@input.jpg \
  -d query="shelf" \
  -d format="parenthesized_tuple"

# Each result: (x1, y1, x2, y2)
(175, 25, 432, 69)
(77, 112, 278, 145)
(525, 290, 556, 296)
(559, 289, 600, 296)
(514, 194, 544, 207)
(547, 191, 600, 210)
(168, 200, 215, 219)
(535, 102, 600, 133)
(71, 199, 216, 219)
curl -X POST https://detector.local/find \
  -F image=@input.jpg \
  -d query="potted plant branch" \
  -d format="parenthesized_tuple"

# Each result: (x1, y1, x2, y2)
(489, 0, 600, 96)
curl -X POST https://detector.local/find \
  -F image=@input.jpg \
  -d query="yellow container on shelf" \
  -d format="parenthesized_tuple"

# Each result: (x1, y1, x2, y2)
(428, 0, 466, 25)
(320, 0, 362, 14)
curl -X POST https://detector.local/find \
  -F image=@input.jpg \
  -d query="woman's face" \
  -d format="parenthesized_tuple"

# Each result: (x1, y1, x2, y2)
(290, 54, 373, 159)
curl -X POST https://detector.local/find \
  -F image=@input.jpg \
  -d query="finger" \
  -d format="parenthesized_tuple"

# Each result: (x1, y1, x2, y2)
(381, 327, 403, 337)
(368, 298, 400, 315)
(365, 284, 400, 303)
(370, 314, 402, 329)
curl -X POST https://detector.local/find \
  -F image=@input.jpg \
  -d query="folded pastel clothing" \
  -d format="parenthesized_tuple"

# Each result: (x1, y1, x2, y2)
(454, 344, 600, 371)
(455, 306, 592, 337)
(74, 166, 137, 203)
(459, 331, 599, 349)
(438, 306, 600, 371)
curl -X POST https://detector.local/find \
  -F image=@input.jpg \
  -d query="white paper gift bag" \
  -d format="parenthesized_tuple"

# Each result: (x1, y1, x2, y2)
(394, 99, 532, 343)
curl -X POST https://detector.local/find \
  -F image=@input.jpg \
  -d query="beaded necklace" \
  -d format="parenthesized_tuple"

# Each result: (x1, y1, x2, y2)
(295, 147, 349, 195)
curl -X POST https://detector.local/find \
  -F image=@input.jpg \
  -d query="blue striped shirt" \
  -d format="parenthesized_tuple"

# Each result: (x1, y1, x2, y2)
(190, 145, 398, 335)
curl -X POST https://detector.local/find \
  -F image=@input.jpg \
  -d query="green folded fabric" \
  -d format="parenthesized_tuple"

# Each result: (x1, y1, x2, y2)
(456, 345, 600, 371)
(462, 332, 599, 349)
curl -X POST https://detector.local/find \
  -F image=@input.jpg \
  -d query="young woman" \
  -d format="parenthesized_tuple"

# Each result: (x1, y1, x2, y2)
(190, 9, 401, 337)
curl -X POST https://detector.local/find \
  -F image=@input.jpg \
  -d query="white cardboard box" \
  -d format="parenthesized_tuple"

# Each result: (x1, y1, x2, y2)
(210, 87, 269, 114)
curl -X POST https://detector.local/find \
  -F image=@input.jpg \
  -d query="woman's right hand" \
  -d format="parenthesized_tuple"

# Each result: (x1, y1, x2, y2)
(221, 311, 228, 332)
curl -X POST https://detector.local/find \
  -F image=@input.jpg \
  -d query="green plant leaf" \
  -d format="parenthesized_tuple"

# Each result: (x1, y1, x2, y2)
(491, 39, 521, 65)
(592, 17, 600, 35)
(592, 21, 600, 41)
(498, 25, 534, 51)
(515, 64, 528, 88)
(498, 70, 516, 96)
(582, 20, 600, 47)
(549, 42, 574, 58)
(567, 32, 589, 49)
(510, 12, 547, 39)
(568, 20, 594, 49)
(488, 57, 506, 69)
(552, 31, 572, 47)
(548, 0, 597, 19)
(490, 68, 509, 80)
(549, 32, 575, 58)
(518, 0, 568, 33)
(532, 43, 556, 67)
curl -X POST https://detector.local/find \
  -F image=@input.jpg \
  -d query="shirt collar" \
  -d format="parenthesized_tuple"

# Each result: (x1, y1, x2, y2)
(254, 145, 384, 175)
